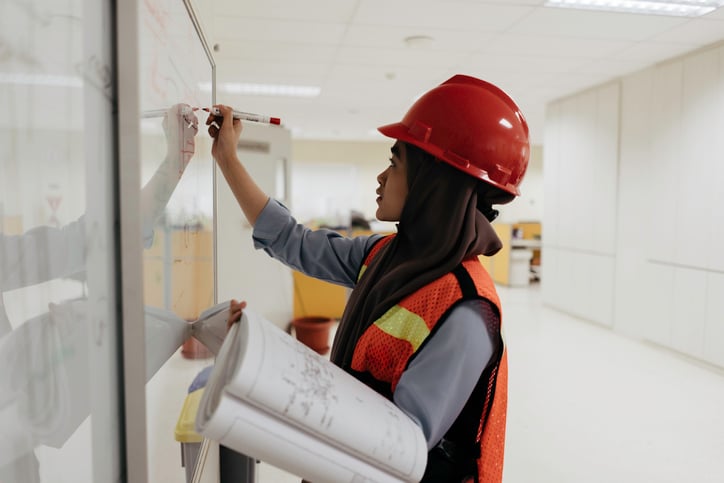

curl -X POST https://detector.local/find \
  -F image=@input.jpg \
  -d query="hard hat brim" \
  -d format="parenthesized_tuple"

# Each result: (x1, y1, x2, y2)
(377, 122, 522, 196)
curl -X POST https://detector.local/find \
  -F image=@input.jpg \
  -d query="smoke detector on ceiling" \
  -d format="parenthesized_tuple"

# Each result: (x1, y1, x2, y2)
(403, 35, 434, 48)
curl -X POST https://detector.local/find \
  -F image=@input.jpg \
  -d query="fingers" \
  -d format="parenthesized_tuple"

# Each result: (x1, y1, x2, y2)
(163, 103, 198, 134)
(227, 299, 248, 330)
(230, 298, 247, 309)
(206, 107, 222, 138)
(206, 104, 240, 138)
(207, 121, 220, 138)
(180, 105, 199, 133)
(205, 104, 228, 129)
(229, 300, 247, 318)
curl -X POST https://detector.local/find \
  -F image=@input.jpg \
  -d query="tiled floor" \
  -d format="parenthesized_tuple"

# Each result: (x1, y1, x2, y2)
(149, 283, 724, 482)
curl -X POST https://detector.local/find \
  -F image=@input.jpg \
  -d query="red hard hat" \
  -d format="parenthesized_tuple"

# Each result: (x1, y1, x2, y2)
(378, 74, 530, 196)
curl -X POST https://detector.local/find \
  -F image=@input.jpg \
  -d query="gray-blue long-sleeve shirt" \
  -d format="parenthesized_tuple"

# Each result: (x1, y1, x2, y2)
(253, 199, 498, 449)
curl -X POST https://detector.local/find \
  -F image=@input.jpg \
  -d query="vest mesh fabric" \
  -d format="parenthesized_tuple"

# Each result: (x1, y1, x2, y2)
(477, 349, 507, 483)
(351, 271, 465, 391)
(352, 235, 507, 482)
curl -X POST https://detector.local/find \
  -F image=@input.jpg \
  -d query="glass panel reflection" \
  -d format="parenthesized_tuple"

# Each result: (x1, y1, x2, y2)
(137, 0, 215, 480)
(0, 0, 121, 481)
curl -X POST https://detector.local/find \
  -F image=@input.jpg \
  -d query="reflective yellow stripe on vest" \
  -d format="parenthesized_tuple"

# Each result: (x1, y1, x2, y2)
(374, 305, 429, 352)
(357, 264, 367, 282)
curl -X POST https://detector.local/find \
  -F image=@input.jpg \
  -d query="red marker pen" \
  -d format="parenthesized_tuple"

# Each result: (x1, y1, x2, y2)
(204, 107, 281, 125)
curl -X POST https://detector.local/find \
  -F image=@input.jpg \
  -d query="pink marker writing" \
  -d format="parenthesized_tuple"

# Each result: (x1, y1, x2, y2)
(203, 107, 281, 125)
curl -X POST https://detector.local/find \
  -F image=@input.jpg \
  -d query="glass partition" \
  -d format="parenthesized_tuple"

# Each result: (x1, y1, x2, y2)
(0, 0, 122, 481)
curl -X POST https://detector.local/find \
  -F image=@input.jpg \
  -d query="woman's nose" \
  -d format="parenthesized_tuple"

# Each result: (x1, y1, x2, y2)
(377, 168, 387, 184)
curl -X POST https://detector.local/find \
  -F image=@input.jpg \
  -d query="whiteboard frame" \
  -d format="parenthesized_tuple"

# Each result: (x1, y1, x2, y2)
(116, 0, 147, 480)
(182, 0, 219, 304)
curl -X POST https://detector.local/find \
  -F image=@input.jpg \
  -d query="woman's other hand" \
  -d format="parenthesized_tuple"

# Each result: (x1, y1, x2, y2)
(227, 298, 247, 331)
(162, 103, 198, 170)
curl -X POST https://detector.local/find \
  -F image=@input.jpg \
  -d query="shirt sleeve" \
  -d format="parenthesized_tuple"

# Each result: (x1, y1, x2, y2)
(252, 199, 383, 288)
(0, 216, 86, 292)
(139, 153, 189, 248)
(392, 299, 500, 450)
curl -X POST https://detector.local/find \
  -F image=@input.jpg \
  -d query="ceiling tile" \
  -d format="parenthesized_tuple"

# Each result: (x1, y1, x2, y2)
(342, 24, 496, 51)
(480, 32, 630, 58)
(510, 7, 687, 41)
(213, 17, 347, 45)
(202, 0, 724, 143)
(573, 57, 651, 76)
(702, 7, 724, 20)
(215, 60, 330, 85)
(334, 45, 470, 69)
(465, 52, 590, 75)
(214, 0, 359, 22)
(352, 0, 535, 31)
(213, 40, 337, 63)
(650, 18, 724, 45)
(615, 41, 705, 63)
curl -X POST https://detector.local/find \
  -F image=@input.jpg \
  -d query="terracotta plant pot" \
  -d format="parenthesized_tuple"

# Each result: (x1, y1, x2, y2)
(181, 336, 213, 360)
(291, 316, 335, 355)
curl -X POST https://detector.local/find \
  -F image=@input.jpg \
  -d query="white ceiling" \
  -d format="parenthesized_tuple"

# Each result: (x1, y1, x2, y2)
(203, 0, 724, 144)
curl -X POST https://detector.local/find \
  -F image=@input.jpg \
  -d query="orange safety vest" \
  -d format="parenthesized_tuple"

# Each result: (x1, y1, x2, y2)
(349, 235, 507, 483)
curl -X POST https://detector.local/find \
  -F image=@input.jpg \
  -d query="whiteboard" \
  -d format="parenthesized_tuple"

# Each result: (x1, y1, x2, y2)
(138, 0, 216, 316)
(136, 0, 217, 482)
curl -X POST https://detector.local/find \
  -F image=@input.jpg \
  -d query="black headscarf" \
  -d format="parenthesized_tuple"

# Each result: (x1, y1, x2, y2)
(330, 143, 512, 369)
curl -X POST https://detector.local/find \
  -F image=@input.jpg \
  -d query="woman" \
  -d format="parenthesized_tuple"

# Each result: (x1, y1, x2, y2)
(210, 74, 529, 483)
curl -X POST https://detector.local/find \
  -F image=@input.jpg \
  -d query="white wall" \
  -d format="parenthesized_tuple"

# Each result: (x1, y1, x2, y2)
(290, 139, 544, 225)
(216, 123, 294, 330)
(543, 83, 619, 328)
(497, 145, 543, 224)
(543, 41, 724, 369)
(291, 140, 390, 224)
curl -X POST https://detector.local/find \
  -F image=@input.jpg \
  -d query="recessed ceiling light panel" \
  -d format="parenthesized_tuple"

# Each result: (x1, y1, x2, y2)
(199, 82, 320, 97)
(0, 73, 83, 87)
(544, 0, 724, 17)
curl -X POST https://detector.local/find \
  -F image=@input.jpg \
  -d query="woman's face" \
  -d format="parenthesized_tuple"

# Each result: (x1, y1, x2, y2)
(375, 141, 409, 221)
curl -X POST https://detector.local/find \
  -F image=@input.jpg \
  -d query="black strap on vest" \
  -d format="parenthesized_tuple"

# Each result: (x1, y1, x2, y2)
(434, 263, 502, 483)
(452, 264, 478, 299)
(354, 262, 502, 482)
